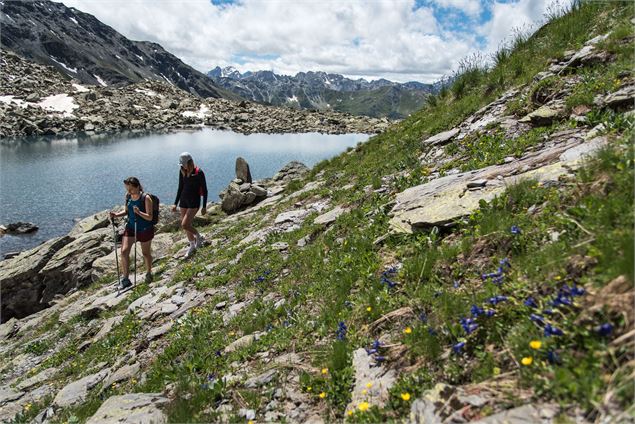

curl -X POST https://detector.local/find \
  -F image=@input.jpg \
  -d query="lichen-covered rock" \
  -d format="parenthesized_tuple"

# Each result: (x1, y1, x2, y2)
(86, 393, 168, 424)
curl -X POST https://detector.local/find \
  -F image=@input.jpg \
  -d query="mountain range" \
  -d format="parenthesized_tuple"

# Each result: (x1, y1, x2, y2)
(0, 0, 235, 99)
(208, 67, 438, 119)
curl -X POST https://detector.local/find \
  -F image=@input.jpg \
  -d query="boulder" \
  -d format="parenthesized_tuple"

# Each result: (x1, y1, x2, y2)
(422, 128, 459, 147)
(314, 206, 347, 226)
(250, 184, 268, 197)
(272, 161, 309, 183)
(0, 236, 73, 322)
(470, 404, 556, 424)
(221, 183, 246, 214)
(86, 393, 168, 424)
(53, 368, 109, 408)
(3, 222, 38, 234)
(235, 157, 253, 183)
(345, 348, 396, 415)
(69, 210, 110, 236)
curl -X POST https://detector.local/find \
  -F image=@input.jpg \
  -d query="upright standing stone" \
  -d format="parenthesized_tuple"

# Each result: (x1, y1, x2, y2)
(235, 157, 252, 184)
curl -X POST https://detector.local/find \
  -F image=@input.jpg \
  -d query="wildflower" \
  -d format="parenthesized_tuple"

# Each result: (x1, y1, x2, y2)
(401, 392, 411, 401)
(500, 258, 511, 268)
(543, 309, 554, 315)
(366, 382, 374, 389)
(597, 323, 613, 336)
(428, 328, 437, 335)
(493, 367, 501, 376)
(265, 323, 274, 332)
(554, 275, 561, 281)
(403, 327, 412, 334)
(546, 350, 560, 364)
(307, 386, 312, 392)
(362, 389, 368, 395)
(530, 314, 545, 326)
(418, 312, 428, 322)
(544, 324, 564, 337)
(344, 300, 353, 308)
(453, 280, 461, 289)
(358, 402, 370, 412)
(485, 309, 496, 317)
(521, 356, 533, 366)
(336, 321, 347, 341)
(347, 410, 354, 416)
(24, 403, 32, 412)
(470, 305, 484, 317)
(488, 295, 508, 305)
(571, 285, 585, 296)
(248, 421, 254, 424)
(215, 350, 222, 357)
(319, 392, 327, 399)
(510, 225, 521, 235)
(453, 341, 466, 354)
(460, 317, 478, 334)
(524, 297, 538, 308)
(371, 339, 382, 349)
(366, 306, 372, 312)
(321, 368, 328, 375)
(530, 340, 542, 350)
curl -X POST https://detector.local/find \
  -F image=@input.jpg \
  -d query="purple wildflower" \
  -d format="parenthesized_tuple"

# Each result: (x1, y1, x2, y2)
(530, 313, 545, 326)
(597, 323, 613, 337)
(544, 324, 564, 337)
(336, 321, 347, 341)
(524, 297, 538, 308)
(510, 226, 521, 235)
(470, 305, 485, 317)
(453, 341, 466, 354)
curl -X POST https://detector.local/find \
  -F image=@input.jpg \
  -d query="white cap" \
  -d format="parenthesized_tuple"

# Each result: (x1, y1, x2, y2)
(179, 152, 192, 166)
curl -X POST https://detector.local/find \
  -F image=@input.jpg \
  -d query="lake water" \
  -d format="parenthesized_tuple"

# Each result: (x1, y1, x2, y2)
(0, 129, 367, 256)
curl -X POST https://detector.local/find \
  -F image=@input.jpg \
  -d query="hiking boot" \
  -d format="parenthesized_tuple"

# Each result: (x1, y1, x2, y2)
(195, 233, 204, 248)
(144, 272, 153, 283)
(117, 277, 132, 291)
(184, 244, 197, 258)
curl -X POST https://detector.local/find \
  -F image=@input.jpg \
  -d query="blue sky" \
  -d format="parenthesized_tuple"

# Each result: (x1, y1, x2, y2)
(59, 0, 570, 83)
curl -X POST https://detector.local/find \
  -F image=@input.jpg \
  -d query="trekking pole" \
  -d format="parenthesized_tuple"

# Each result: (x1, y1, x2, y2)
(134, 214, 137, 288)
(111, 217, 121, 291)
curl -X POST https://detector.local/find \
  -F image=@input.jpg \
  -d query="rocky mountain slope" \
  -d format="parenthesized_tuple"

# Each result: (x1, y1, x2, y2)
(0, 3, 633, 423)
(0, 51, 390, 139)
(207, 68, 435, 119)
(0, 0, 235, 99)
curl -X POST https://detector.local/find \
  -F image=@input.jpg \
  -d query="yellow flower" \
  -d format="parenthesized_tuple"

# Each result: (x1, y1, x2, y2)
(358, 402, 370, 412)
(347, 410, 354, 416)
(319, 392, 327, 399)
(521, 356, 533, 366)
(493, 367, 501, 376)
(365, 382, 373, 389)
(401, 393, 411, 401)
(403, 327, 412, 334)
(24, 403, 32, 412)
(248, 421, 254, 424)
(362, 389, 368, 395)
(321, 368, 328, 375)
(529, 340, 542, 350)
(554, 275, 561, 281)
(306, 386, 312, 392)
(228, 331, 235, 336)
(366, 306, 372, 312)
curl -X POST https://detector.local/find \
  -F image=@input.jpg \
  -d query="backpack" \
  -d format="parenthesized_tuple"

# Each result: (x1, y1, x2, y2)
(126, 192, 160, 225)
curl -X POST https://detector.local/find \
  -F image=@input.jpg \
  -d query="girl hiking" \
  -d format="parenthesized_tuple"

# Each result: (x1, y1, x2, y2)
(172, 152, 208, 258)
(109, 176, 155, 289)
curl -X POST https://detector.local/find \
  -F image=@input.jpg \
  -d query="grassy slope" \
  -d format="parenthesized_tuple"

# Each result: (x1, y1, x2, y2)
(11, 2, 634, 423)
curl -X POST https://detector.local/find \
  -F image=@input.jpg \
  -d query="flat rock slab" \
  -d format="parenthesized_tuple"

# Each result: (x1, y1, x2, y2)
(224, 332, 263, 354)
(147, 321, 174, 341)
(53, 368, 109, 408)
(103, 362, 140, 387)
(390, 136, 607, 233)
(422, 128, 459, 147)
(313, 206, 347, 226)
(471, 404, 556, 424)
(86, 393, 168, 424)
(244, 369, 278, 388)
(346, 348, 396, 415)
(17, 367, 58, 391)
(0, 387, 24, 405)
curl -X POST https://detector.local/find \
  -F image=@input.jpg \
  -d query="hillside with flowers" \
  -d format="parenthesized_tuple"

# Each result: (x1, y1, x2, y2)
(1, 2, 633, 423)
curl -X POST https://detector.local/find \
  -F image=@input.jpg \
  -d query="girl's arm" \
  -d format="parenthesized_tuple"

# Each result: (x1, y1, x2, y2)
(174, 171, 184, 206)
(134, 195, 153, 222)
(200, 170, 208, 211)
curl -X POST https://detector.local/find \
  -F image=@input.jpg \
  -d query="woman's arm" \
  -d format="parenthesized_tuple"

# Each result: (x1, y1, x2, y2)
(133, 195, 153, 222)
(174, 171, 183, 206)
(200, 170, 208, 214)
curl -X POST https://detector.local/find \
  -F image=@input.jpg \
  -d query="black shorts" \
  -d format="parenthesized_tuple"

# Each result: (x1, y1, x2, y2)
(123, 226, 154, 242)
(179, 199, 200, 209)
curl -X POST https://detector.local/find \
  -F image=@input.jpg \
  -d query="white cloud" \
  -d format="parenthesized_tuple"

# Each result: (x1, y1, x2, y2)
(55, 0, 560, 83)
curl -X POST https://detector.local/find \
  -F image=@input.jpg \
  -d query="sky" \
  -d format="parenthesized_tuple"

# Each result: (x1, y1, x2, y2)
(57, 0, 573, 84)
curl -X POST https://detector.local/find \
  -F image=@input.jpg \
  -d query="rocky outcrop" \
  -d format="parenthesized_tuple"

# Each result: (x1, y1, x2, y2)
(86, 393, 168, 424)
(0, 51, 390, 140)
(0, 222, 39, 236)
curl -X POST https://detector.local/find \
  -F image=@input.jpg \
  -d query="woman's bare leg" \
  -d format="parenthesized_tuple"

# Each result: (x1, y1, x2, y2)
(120, 236, 133, 277)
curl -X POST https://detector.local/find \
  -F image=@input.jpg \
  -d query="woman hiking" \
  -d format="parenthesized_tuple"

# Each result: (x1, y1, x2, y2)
(109, 177, 155, 289)
(172, 152, 208, 258)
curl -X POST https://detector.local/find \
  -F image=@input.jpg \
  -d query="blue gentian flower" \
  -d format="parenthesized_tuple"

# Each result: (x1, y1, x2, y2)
(452, 341, 465, 354)
(543, 309, 554, 315)
(530, 314, 545, 326)
(374, 355, 385, 362)
(524, 297, 538, 308)
(418, 312, 428, 323)
(471, 305, 484, 317)
(485, 309, 496, 317)
(597, 323, 613, 336)
(460, 317, 479, 334)
(453, 280, 461, 289)
(488, 295, 508, 305)
(544, 324, 564, 337)
(571, 285, 585, 296)
(336, 321, 347, 341)
(372, 339, 382, 349)
(510, 225, 521, 235)
(546, 350, 560, 364)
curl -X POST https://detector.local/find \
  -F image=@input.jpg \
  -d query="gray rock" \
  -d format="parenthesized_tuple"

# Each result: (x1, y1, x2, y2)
(471, 404, 555, 424)
(69, 210, 110, 236)
(272, 161, 309, 183)
(3, 222, 38, 234)
(422, 128, 459, 147)
(147, 321, 174, 341)
(103, 362, 141, 387)
(250, 184, 268, 197)
(0, 318, 19, 340)
(345, 348, 396, 414)
(595, 84, 635, 110)
(239, 182, 252, 192)
(408, 384, 455, 424)
(0, 387, 24, 405)
(270, 242, 289, 251)
(520, 105, 564, 126)
(86, 393, 168, 424)
(244, 369, 278, 388)
(224, 332, 263, 353)
(221, 183, 246, 214)
(466, 179, 487, 188)
(314, 206, 347, 226)
(241, 191, 257, 206)
(17, 367, 58, 391)
(239, 408, 256, 420)
(235, 157, 253, 183)
(53, 368, 109, 407)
